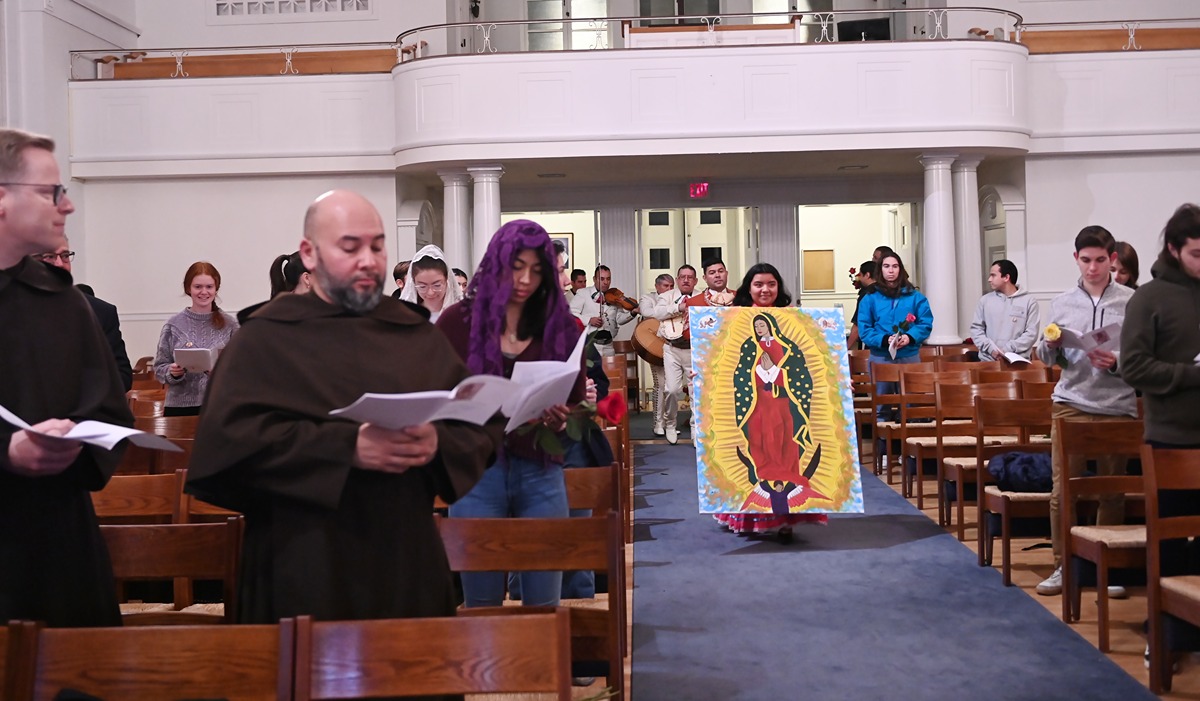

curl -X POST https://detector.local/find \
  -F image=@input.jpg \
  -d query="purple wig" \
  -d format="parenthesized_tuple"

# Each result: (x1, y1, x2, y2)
(464, 219, 580, 376)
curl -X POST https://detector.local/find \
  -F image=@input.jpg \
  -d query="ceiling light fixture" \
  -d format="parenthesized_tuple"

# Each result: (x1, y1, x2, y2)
(537, 173, 567, 178)
(837, 165, 869, 171)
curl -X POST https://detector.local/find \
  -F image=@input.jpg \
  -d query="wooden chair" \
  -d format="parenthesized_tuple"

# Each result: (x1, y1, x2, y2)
(133, 415, 198, 474)
(848, 349, 874, 460)
(977, 368, 1049, 384)
(895, 370, 972, 498)
(9, 619, 294, 701)
(938, 343, 977, 359)
(1055, 417, 1145, 652)
(1019, 380, 1057, 400)
(1142, 447, 1200, 693)
(130, 356, 162, 390)
(1, 622, 15, 701)
(975, 397, 1053, 583)
(92, 471, 184, 524)
(564, 463, 620, 515)
(292, 609, 572, 700)
(437, 512, 625, 698)
(934, 382, 1019, 536)
(934, 355, 995, 371)
(613, 339, 641, 414)
(918, 345, 941, 361)
(101, 516, 243, 625)
(869, 360, 935, 479)
(126, 388, 166, 417)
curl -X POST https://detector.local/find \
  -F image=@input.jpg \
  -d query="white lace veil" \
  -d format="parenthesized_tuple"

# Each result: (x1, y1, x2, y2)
(399, 244, 465, 310)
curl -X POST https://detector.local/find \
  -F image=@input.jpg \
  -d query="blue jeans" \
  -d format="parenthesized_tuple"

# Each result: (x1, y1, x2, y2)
(870, 352, 921, 421)
(449, 455, 569, 607)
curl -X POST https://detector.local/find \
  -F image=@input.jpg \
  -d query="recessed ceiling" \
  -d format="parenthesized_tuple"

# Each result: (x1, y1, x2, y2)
(402, 148, 941, 190)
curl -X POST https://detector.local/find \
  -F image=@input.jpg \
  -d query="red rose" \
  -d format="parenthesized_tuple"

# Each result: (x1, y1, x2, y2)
(905, 313, 917, 324)
(595, 392, 627, 424)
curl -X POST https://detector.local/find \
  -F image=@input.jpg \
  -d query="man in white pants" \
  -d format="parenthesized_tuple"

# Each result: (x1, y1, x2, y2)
(640, 273, 681, 441)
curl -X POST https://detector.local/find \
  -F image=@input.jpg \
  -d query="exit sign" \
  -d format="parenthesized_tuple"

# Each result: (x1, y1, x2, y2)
(689, 182, 710, 199)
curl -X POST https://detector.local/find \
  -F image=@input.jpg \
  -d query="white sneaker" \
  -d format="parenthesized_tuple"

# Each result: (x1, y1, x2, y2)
(665, 426, 678, 445)
(1108, 585, 1128, 599)
(1036, 567, 1063, 596)
(652, 422, 665, 437)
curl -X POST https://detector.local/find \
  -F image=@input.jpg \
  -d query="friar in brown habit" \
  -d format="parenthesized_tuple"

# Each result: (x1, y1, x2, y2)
(187, 190, 501, 625)
(0, 128, 133, 627)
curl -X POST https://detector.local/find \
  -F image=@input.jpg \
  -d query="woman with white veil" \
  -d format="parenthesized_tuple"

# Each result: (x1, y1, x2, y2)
(399, 244, 463, 322)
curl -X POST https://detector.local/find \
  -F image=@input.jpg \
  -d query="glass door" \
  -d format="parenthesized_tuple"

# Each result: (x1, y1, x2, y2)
(527, 0, 610, 51)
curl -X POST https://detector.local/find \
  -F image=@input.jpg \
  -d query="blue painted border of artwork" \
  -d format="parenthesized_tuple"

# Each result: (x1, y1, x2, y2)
(690, 306, 864, 514)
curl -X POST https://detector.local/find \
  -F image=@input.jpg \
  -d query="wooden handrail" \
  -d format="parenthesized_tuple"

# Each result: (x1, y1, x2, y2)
(111, 48, 396, 80)
(1020, 27, 1200, 54)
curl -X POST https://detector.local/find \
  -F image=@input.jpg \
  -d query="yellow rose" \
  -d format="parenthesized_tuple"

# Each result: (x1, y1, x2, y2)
(1044, 323, 1061, 342)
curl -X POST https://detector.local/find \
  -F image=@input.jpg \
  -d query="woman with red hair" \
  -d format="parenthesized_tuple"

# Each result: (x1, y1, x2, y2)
(153, 261, 238, 416)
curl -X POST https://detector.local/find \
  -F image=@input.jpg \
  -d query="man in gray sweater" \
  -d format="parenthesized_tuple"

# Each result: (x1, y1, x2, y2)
(968, 259, 1040, 362)
(1035, 226, 1136, 598)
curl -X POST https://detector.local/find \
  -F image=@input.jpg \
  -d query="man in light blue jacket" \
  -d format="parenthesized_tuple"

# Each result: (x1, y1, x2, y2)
(1034, 226, 1136, 599)
(969, 259, 1040, 362)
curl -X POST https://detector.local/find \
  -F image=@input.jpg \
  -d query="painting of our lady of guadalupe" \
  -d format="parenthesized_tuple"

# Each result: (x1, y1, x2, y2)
(691, 306, 863, 515)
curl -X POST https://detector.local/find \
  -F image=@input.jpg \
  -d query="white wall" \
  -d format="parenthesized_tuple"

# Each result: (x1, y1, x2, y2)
(1021, 152, 1200, 300)
(77, 174, 399, 358)
(797, 203, 899, 327)
(133, 1, 446, 48)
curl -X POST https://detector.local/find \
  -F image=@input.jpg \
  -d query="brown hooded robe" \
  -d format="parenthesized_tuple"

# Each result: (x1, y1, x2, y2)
(186, 292, 500, 624)
(0, 258, 133, 627)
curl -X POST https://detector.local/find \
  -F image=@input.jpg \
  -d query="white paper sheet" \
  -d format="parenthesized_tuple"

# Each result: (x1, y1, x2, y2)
(174, 347, 219, 373)
(0, 404, 183, 452)
(330, 333, 587, 433)
(330, 375, 513, 430)
(1057, 322, 1121, 353)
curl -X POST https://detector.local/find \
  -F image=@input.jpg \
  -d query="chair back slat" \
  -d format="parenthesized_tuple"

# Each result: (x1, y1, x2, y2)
(92, 471, 184, 522)
(293, 611, 572, 700)
(977, 368, 1049, 384)
(564, 464, 619, 514)
(21, 621, 293, 701)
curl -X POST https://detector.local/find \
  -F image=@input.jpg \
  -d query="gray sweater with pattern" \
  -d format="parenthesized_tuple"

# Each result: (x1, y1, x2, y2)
(153, 308, 239, 408)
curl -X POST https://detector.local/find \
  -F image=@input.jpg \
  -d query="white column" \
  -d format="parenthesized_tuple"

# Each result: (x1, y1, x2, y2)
(597, 207, 638, 292)
(757, 204, 800, 301)
(919, 153, 961, 345)
(467, 165, 504, 270)
(952, 156, 985, 338)
(438, 170, 472, 272)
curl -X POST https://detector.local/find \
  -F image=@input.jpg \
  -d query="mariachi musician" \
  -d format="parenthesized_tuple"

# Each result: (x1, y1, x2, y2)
(638, 274, 679, 441)
(568, 264, 636, 356)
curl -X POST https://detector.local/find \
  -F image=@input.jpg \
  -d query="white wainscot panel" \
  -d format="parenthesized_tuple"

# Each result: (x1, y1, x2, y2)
(1028, 50, 1200, 151)
(70, 74, 395, 163)
(392, 41, 1030, 163)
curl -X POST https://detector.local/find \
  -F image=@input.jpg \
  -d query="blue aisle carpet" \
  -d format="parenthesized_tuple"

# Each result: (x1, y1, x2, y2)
(630, 443, 1158, 701)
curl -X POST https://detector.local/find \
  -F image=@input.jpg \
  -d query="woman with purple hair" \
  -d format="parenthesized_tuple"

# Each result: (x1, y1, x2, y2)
(436, 219, 586, 608)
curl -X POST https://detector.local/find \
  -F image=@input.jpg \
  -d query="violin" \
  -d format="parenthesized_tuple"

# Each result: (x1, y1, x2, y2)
(602, 287, 640, 312)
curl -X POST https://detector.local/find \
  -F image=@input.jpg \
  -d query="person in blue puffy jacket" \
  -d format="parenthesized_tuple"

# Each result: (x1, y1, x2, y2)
(857, 251, 934, 420)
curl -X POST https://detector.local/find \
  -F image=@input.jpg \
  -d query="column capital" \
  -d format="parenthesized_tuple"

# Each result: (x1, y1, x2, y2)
(437, 169, 471, 186)
(918, 153, 959, 170)
(951, 155, 985, 172)
(466, 164, 505, 182)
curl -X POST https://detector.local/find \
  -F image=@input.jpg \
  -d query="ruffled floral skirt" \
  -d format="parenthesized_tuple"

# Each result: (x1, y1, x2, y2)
(714, 512, 828, 534)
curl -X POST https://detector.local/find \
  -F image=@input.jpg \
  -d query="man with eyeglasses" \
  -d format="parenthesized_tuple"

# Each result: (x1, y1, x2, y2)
(0, 127, 134, 627)
(34, 241, 133, 391)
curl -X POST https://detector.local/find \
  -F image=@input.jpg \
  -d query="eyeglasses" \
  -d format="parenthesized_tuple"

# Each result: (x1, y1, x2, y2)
(0, 182, 68, 206)
(414, 282, 445, 294)
(34, 251, 76, 263)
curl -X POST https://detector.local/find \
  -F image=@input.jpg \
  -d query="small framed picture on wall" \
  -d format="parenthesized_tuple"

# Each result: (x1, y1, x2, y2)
(550, 233, 573, 262)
